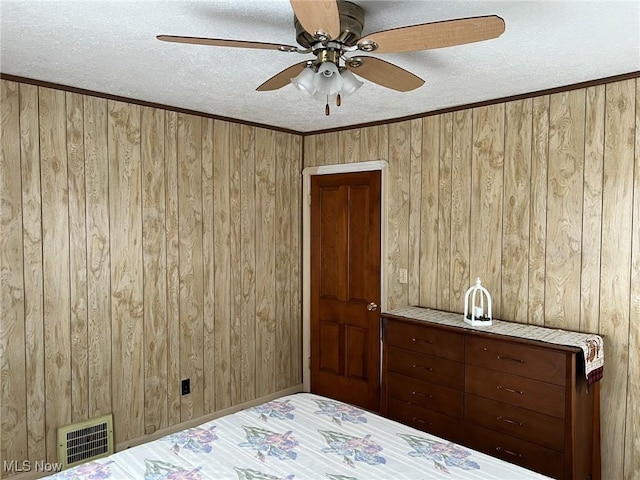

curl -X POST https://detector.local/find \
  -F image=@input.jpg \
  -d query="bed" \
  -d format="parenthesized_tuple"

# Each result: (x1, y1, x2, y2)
(48, 393, 550, 479)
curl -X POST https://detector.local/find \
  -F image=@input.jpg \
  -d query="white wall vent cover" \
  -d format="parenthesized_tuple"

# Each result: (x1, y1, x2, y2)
(57, 413, 114, 469)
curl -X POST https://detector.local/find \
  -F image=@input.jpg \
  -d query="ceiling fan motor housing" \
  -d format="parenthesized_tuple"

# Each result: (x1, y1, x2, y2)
(295, 0, 364, 47)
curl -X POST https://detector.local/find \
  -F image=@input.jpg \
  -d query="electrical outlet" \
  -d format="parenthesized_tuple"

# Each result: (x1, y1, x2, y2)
(181, 378, 191, 396)
(399, 268, 408, 284)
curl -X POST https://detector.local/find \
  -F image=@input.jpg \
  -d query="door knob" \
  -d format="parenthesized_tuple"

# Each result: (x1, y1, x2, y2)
(367, 302, 378, 311)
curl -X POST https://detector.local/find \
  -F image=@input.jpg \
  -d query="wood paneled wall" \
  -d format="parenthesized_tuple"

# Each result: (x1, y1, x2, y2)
(305, 78, 639, 480)
(0, 80, 302, 474)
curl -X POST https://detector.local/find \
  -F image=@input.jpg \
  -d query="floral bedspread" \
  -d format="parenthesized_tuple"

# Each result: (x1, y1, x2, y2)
(48, 393, 550, 480)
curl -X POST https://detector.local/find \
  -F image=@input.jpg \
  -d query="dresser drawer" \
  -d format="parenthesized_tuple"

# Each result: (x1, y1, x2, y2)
(388, 372, 463, 418)
(387, 346, 464, 390)
(465, 365, 566, 419)
(386, 320, 463, 361)
(464, 393, 565, 451)
(464, 423, 564, 479)
(466, 336, 567, 385)
(387, 397, 463, 443)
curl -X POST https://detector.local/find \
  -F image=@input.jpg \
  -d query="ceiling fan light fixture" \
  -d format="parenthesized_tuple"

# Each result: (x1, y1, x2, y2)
(291, 66, 316, 94)
(339, 67, 363, 97)
(312, 61, 343, 94)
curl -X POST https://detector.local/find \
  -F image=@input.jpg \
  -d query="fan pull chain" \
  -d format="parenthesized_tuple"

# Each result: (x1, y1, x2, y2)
(325, 96, 330, 116)
(336, 93, 342, 107)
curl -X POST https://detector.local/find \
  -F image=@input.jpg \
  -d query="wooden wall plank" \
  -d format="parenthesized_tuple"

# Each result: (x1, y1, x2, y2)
(626, 77, 640, 480)
(437, 113, 453, 310)
(0, 79, 27, 467)
(339, 129, 360, 163)
(164, 110, 181, 425)
(419, 116, 440, 307)
(290, 135, 302, 385)
(450, 109, 472, 313)
(84, 96, 112, 418)
(545, 90, 585, 330)
(141, 105, 168, 431)
(470, 104, 504, 317)
(324, 131, 339, 165)
(303, 134, 316, 168)
(408, 119, 422, 306)
(19, 83, 46, 460)
(39, 87, 72, 461)
(599, 79, 635, 480)
(581, 86, 605, 333)
(108, 100, 144, 443)
(229, 122, 243, 406)
(240, 125, 256, 403)
(177, 113, 204, 420)
(213, 120, 232, 410)
(255, 128, 276, 397)
(276, 132, 292, 390)
(201, 118, 216, 413)
(528, 95, 549, 326)
(66, 92, 89, 422)
(360, 126, 379, 161)
(502, 99, 532, 322)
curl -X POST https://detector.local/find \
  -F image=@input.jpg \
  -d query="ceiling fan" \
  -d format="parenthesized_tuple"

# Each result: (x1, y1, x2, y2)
(157, 0, 505, 115)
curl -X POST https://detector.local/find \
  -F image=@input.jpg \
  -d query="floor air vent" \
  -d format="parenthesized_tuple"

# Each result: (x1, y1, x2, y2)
(57, 414, 114, 469)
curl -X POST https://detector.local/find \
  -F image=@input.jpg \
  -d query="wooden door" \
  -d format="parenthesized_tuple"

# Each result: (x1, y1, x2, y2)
(310, 170, 381, 412)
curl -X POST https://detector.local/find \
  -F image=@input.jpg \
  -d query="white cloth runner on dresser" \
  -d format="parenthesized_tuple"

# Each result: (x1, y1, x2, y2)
(386, 306, 605, 386)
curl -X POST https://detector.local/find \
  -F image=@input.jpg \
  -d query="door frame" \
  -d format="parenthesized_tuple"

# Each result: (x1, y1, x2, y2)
(301, 160, 389, 392)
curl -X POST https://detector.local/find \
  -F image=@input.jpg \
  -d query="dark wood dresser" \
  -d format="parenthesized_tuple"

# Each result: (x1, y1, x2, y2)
(381, 307, 601, 480)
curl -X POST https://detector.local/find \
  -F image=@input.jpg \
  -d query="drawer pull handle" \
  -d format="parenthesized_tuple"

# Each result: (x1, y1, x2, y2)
(496, 385, 523, 395)
(497, 355, 525, 364)
(412, 337, 433, 345)
(412, 391, 433, 399)
(496, 446, 523, 458)
(412, 364, 433, 371)
(411, 416, 433, 426)
(496, 416, 523, 427)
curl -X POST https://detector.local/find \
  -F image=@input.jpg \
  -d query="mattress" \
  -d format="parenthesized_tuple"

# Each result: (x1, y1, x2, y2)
(48, 392, 550, 479)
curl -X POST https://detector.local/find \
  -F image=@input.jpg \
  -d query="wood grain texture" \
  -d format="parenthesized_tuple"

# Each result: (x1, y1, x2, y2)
(450, 109, 472, 312)
(177, 113, 204, 420)
(627, 77, 640, 480)
(67, 92, 89, 423)
(437, 113, 453, 310)
(339, 128, 360, 163)
(599, 79, 635, 480)
(240, 124, 256, 403)
(502, 99, 532, 322)
(1, 80, 303, 474)
(19, 83, 46, 460)
(201, 118, 216, 413)
(1, 80, 27, 467)
(419, 116, 440, 308)
(255, 128, 276, 397)
(470, 104, 504, 317)
(40, 87, 72, 461)
(581, 86, 605, 334)
(141, 106, 168, 431)
(408, 119, 422, 306)
(84, 95, 112, 418)
(276, 132, 292, 390)
(164, 110, 182, 426)
(528, 95, 549, 326)
(213, 120, 232, 410)
(303, 135, 316, 168)
(546, 91, 585, 331)
(108, 100, 144, 444)
(387, 121, 411, 309)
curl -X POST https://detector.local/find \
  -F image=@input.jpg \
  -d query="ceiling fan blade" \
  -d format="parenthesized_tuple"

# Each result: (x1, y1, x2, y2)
(289, 0, 341, 40)
(358, 15, 505, 53)
(346, 56, 424, 92)
(256, 62, 309, 91)
(157, 35, 298, 52)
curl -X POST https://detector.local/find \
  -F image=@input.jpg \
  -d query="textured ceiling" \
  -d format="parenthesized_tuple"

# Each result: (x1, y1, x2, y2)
(1, 1, 639, 133)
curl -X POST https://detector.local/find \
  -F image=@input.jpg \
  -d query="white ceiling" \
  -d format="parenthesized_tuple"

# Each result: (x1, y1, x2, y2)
(1, 1, 639, 133)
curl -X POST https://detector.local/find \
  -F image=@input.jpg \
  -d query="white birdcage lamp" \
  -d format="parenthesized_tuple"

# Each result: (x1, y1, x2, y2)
(464, 277, 492, 326)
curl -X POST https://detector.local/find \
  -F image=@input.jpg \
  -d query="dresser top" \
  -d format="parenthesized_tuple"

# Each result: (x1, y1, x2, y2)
(383, 306, 604, 384)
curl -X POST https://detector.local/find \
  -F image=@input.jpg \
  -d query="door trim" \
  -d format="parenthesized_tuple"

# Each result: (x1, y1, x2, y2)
(302, 160, 389, 392)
